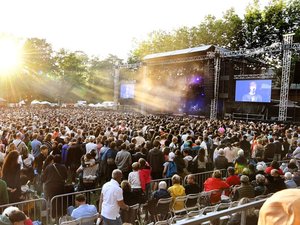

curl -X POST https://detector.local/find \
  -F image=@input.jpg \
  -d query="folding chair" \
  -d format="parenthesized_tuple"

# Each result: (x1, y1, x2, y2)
(154, 197, 172, 222)
(171, 196, 187, 216)
(79, 213, 99, 225)
(229, 201, 239, 208)
(198, 191, 212, 208)
(129, 204, 141, 225)
(187, 208, 205, 218)
(60, 218, 81, 225)
(185, 194, 199, 212)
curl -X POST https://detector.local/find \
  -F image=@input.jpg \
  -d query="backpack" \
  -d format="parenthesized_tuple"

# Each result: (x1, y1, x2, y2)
(166, 161, 177, 178)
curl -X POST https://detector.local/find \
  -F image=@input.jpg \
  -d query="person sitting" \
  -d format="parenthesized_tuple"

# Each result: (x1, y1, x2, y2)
(284, 172, 297, 188)
(266, 169, 286, 194)
(265, 161, 284, 175)
(184, 174, 201, 195)
(226, 167, 240, 187)
(204, 170, 230, 204)
(284, 159, 299, 173)
(147, 181, 171, 222)
(232, 175, 255, 201)
(69, 194, 97, 222)
(227, 198, 258, 225)
(252, 174, 267, 196)
(234, 150, 248, 175)
(168, 174, 186, 211)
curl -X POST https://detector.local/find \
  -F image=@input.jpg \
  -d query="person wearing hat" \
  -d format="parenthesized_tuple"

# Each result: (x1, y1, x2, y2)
(232, 175, 255, 201)
(258, 189, 300, 225)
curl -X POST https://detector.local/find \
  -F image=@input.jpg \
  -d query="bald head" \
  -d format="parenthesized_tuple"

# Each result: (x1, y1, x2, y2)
(112, 169, 123, 183)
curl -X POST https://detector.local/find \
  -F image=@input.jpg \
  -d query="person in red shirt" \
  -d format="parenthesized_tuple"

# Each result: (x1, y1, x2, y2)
(138, 158, 152, 199)
(265, 161, 284, 175)
(226, 167, 241, 187)
(204, 170, 230, 204)
(225, 167, 240, 196)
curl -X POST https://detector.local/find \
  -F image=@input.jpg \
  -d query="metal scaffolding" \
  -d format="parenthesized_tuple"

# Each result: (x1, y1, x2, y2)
(113, 65, 120, 110)
(124, 36, 300, 119)
(279, 34, 294, 121)
(210, 55, 221, 120)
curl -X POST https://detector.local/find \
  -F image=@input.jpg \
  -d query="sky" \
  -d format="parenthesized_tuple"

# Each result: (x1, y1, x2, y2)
(0, 0, 270, 60)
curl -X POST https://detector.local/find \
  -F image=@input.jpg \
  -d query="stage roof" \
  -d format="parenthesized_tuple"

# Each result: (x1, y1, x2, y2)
(143, 45, 229, 61)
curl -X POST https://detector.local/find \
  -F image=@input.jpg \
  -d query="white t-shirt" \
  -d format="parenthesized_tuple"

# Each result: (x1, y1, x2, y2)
(128, 171, 141, 189)
(85, 142, 97, 154)
(101, 179, 123, 220)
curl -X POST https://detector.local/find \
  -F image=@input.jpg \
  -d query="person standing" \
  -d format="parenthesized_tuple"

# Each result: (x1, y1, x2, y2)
(99, 169, 129, 225)
(115, 143, 132, 179)
(41, 155, 67, 200)
(31, 133, 42, 158)
(2, 150, 21, 203)
(147, 140, 164, 179)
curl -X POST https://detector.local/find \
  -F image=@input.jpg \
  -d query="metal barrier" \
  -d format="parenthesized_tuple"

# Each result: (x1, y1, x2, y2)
(0, 198, 48, 224)
(183, 169, 227, 188)
(49, 187, 102, 224)
(149, 169, 227, 195)
(175, 198, 266, 225)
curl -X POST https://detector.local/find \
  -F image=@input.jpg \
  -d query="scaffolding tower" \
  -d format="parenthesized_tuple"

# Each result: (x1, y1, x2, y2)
(279, 34, 294, 121)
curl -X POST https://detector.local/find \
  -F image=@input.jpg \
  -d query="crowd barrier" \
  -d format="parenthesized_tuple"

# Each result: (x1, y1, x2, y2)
(0, 198, 48, 224)
(175, 198, 266, 225)
(49, 187, 102, 224)
(149, 169, 227, 195)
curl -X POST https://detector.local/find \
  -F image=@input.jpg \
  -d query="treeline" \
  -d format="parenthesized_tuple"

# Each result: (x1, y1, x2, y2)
(1, 0, 299, 103)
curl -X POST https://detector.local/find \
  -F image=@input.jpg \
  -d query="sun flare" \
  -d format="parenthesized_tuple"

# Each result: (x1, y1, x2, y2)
(0, 38, 22, 75)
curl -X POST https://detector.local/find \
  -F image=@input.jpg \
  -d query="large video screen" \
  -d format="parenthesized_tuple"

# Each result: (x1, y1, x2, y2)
(120, 83, 135, 99)
(235, 79, 272, 103)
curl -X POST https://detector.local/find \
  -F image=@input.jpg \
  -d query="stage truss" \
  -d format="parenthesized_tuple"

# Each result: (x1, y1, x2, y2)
(115, 34, 300, 121)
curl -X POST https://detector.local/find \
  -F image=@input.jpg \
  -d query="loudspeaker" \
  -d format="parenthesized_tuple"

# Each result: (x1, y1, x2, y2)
(294, 61, 300, 83)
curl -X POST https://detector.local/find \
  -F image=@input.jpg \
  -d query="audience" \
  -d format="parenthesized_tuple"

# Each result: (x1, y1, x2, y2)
(0, 108, 299, 224)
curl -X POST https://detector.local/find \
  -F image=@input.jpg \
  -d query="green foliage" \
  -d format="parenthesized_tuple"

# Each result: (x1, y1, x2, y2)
(129, 0, 300, 61)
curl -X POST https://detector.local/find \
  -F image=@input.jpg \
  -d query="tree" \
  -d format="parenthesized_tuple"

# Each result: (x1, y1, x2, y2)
(52, 49, 89, 102)
(22, 38, 54, 75)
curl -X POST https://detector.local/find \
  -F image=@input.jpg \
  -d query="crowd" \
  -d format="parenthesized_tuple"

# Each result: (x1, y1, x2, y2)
(0, 107, 300, 225)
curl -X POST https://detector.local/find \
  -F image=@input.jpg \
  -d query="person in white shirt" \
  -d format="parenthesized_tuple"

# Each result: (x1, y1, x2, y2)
(135, 132, 145, 147)
(128, 162, 141, 190)
(85, 137, 97, 155)
(99, 169, 129, 225)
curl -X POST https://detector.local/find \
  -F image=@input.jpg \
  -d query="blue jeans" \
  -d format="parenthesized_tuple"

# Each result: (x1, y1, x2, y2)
(102, 216, 122, 225)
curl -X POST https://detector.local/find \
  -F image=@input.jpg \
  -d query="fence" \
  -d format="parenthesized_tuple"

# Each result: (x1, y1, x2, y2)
(175, 198, 266, 225)
(49, 187, 102, 224)
(0, 198, 48, 224)
(149, 169, 227, 196)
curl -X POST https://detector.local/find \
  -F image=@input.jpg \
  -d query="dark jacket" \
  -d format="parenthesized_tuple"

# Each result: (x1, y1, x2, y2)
(147, 147, 164, 173)
(66, 143, 84, 167)
(215, 155, 229, 170)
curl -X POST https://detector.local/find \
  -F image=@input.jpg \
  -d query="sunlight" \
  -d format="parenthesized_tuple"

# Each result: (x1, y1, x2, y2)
(0, 38, 22, 75)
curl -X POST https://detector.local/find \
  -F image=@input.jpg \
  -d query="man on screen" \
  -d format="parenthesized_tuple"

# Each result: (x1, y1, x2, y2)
(242, 81, 262, 102)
